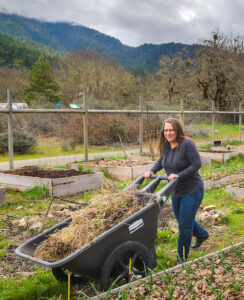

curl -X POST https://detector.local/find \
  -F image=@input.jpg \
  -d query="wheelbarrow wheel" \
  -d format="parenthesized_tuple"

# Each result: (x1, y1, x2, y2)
(100, 241, 154, 291)
(52, 267, 87, 285)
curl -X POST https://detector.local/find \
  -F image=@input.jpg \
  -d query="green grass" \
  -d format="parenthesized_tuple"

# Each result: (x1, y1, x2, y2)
(20, 185, 50, 200)
(194, 122, 242, 141)
(0, 142, 123, 162)
(0, 268, 67, 300)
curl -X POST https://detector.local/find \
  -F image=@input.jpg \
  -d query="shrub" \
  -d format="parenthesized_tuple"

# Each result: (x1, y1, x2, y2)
(0, 131, 37, 154)
(59, 114, 140, 146)
(185, 125, 210, 139)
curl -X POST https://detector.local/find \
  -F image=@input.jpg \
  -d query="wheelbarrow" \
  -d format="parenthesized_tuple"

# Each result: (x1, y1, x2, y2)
(15, 175, 178, 291)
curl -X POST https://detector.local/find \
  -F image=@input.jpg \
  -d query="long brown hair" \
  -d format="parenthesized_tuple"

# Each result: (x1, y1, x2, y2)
(158, 118, 193, 154)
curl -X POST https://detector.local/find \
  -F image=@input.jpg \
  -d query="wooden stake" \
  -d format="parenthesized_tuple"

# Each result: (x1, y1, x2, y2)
(68, 272, 71, 300)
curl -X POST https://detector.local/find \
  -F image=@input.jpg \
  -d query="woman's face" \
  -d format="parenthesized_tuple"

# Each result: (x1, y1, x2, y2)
(163, 122, 177, 143)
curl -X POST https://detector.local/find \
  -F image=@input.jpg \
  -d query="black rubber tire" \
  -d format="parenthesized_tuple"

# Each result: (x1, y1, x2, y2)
(52, 267, 87, 285)
(100, 241, 154, 291)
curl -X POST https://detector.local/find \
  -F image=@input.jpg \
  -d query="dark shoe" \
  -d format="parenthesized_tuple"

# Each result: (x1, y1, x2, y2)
(191, 235, 209, 249)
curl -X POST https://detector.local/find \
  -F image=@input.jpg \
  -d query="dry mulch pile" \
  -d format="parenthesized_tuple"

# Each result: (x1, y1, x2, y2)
(4, 167, 86, 178)
(34, 189, 155, 262)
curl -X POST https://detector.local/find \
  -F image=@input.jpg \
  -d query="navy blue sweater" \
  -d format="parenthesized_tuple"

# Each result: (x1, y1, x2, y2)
(150, 139, 203, 198)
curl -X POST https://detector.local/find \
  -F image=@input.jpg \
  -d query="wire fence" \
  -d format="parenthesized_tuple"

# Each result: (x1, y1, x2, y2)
(0, 90, 243, 170)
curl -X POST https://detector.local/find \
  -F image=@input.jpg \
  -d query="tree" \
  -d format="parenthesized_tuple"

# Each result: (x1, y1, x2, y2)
(195, 31, 244, 109)
(24, 55, 60, 105)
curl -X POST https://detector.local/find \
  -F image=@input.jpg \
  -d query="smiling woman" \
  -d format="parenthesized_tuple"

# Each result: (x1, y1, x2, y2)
(144, 118, 209, 263)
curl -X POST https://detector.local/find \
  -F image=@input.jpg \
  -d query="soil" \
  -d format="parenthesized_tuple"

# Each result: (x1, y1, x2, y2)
(83, 159, 154, 167)
(4, 167, 86, 178)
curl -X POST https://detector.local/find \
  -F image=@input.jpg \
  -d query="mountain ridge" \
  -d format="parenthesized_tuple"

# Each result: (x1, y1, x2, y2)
(0, 12, 198, 70)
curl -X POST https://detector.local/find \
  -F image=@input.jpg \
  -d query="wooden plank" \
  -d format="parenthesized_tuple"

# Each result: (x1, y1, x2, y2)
(0, 173, 52, 191)
(52, 172, 104, 197)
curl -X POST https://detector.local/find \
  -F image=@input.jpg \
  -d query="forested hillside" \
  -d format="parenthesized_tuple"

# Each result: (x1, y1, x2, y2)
(0, 33, 46, 68)
(0, 12, 196, 70)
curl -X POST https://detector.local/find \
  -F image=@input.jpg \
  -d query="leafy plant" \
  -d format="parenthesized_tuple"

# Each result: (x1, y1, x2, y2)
(20, 185, 50, 200)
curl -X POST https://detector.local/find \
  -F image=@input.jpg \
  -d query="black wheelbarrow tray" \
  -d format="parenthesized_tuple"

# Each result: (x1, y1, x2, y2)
(15, 175, 178, 291)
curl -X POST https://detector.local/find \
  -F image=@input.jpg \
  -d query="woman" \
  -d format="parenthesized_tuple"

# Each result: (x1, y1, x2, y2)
(144, 118, 209, 263)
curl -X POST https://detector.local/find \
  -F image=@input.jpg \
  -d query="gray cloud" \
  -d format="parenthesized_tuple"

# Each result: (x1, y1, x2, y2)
(0, 0, 243, 46)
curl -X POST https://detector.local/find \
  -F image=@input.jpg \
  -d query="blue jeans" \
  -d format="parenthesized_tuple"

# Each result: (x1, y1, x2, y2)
(171, 187, 209, 260)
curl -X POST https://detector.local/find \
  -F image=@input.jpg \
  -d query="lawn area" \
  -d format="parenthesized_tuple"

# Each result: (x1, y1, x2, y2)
(194, 122, 243, 141)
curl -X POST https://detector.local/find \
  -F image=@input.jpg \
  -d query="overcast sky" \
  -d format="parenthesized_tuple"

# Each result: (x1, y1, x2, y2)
(0, 0, 243, 46)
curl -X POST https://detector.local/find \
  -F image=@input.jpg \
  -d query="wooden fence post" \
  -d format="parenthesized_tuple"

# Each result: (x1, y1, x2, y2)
(212, 100, 215, 143)
(83, 93, 88, 161)
(180, 99, 184, 128)
(239, 101, 242, 143)
(139, 96, 143, 155)
(7, 90, 14, 169)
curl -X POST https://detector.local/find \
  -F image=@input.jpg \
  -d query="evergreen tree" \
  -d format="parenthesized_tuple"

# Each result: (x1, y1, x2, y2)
(24, 55, 60, 105)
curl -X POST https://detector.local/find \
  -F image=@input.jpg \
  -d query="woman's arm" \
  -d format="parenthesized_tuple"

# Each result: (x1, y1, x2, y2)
(177, 140, 202, 178)
(144, 156, 163, 178)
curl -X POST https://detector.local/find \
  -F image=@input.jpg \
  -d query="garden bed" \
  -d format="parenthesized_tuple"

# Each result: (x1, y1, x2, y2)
(92, 242, 244, 300)
(0, 167, 104, 197)
(68, 160, 155, 181)
(199, 146, 244, 163)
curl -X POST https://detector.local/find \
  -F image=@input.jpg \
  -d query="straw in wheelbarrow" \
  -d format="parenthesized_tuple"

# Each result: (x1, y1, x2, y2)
(34, 189, 156, 262)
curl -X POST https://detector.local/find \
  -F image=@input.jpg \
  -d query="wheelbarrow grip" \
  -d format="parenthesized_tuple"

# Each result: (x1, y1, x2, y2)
(155, 178, 179, 206)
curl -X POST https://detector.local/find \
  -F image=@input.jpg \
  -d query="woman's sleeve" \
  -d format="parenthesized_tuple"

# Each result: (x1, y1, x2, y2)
(178, 141, 202, 178)
(150, 156, 163, 174)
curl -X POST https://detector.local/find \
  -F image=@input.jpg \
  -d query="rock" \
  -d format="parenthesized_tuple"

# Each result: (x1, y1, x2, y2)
(46, 213, 54, 218)
(18, 217, 28, 228)
(203, 205, 217, 211)
(16, 206, 23, 210)
(27, 216, 41, 226)
(197, 209, 228, 226)
(29, 221, 43, 232)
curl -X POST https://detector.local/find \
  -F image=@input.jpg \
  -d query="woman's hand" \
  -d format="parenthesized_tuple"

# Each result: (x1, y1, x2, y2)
(144, 171, 154, 179)
(168, 173, 179, 181)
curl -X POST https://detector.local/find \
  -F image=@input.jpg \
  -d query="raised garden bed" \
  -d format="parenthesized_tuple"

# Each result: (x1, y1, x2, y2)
(0, 167, 103, 197)
(204, 173, 244, 189)
(68, 160, 155, 181)
(226, 183, 244, 200)
(200, 146, 244, 163)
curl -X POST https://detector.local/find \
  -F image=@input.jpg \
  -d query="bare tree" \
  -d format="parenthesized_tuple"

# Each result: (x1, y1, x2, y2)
(195, 31, 244, 109)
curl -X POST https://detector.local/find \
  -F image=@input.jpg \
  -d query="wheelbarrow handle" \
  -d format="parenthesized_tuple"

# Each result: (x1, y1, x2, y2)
(155, 178, 179, 207)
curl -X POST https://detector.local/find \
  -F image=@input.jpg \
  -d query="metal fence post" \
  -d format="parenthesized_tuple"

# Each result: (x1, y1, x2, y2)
(239, 101, 242, 142)
(212, 100, 215, 143)
(83, 93, 88, 161)
(139, 96, 143, 155)
(7, 90, 14, 169)
(180, 99, 184, 129)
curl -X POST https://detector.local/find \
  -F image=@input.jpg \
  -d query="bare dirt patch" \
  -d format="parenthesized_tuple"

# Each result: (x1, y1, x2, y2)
(4, 167, 86, 178)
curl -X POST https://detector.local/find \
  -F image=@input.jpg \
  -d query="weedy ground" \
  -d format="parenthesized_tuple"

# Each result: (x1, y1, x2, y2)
(0, 155, 243, 299)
